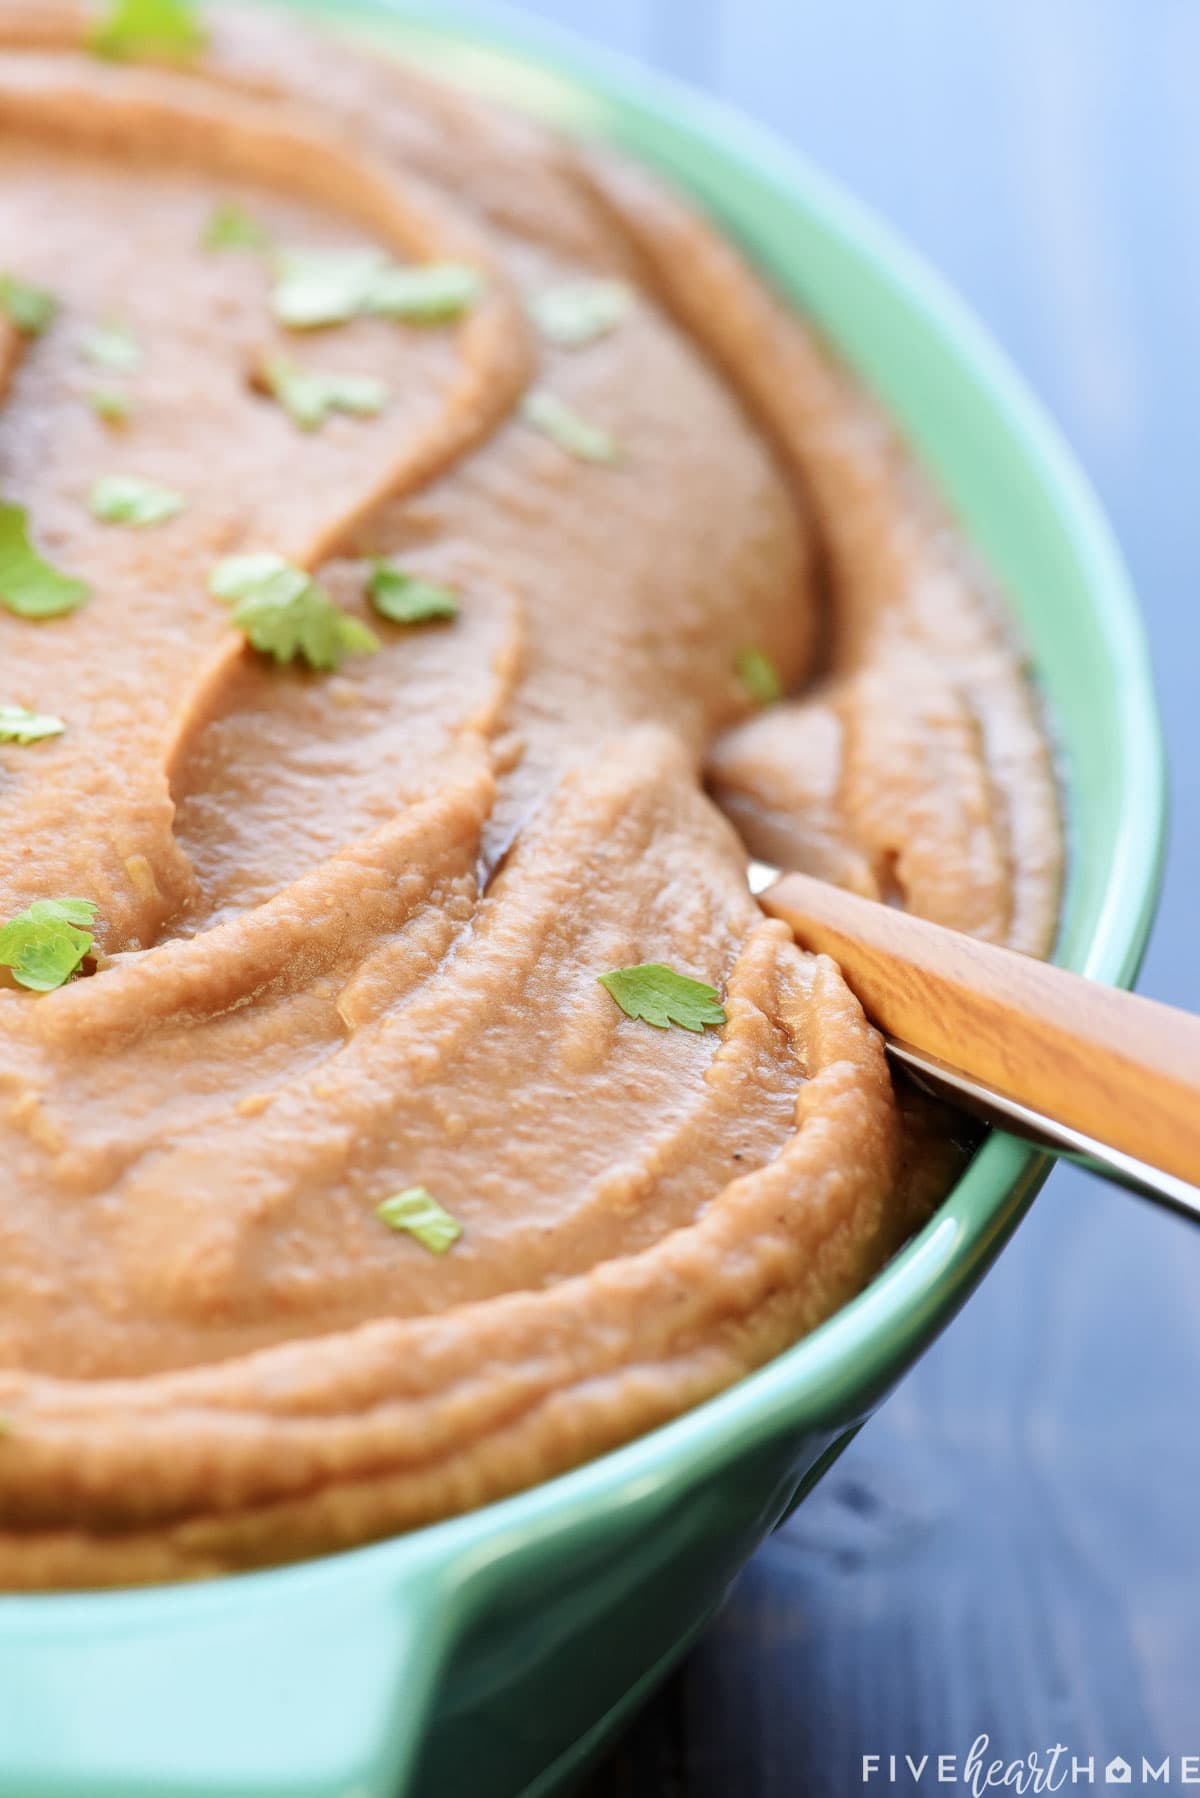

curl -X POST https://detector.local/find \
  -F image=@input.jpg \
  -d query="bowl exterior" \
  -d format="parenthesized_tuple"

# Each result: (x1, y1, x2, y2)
(0, 4, 1165, 1795)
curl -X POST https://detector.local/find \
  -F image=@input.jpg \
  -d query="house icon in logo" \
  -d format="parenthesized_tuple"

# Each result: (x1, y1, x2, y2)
(1105, 1758, 1132, 1785)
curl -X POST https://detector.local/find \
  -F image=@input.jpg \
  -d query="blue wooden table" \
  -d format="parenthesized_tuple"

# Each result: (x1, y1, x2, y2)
(491, 1, 1200, 1788)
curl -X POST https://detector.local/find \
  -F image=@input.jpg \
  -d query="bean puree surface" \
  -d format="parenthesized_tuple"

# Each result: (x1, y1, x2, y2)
(0, 2, 1059, 1586)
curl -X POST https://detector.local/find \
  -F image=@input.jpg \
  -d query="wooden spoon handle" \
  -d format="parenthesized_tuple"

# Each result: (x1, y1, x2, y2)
(759, 871, 1200, 1189)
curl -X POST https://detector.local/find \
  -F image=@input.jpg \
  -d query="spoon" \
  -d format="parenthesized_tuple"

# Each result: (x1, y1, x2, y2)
(748, 861, 1200, 1224)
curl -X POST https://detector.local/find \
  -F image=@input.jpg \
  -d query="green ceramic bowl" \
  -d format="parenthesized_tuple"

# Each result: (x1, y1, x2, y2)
(0, 4, 1165, 1795)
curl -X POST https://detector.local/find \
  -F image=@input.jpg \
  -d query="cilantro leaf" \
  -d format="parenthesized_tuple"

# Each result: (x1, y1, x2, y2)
(203, 202, 272, 252)
(0, 704, 65, 744)
(80, 322, 141, 373)
(89, 475, 185, 527)
(0, 897, 98, 992)
(598, 964, 727, 1033)
(736, 646, 783, 706)
(209, 552, 309, 605)
(87, 385, 134, 425)
(0, 501, 90, 619)
(209, 552, 380, 672)
(529, 279, 632, 348)
(271, 248, 482, 329)
(262, 358, 388, 431)
(368, 560, 460, 625)
(25, 897, 96, 929)
(376, 1186, 463, 1253)
(89, 0, 206, 60)
(364, 263, 483, 323)
(271, 249, 387, 329)
(0, 274, 57, 337)
(520, 389, 618, 464)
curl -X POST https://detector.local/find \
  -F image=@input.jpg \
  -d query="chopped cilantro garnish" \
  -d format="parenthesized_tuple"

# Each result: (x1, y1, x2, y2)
(0, 501, 90, 619)
(80, 322, 141, 374)
(0, 274, 57, 337)
(736, 646, 783, 706)
(89, 475, 185, 527)
(376, 1186, 463, 1254)
(520, 389, 618, 464)
(79, 326, 139, 423)
(203, 201, 272, 252)
(210, 553, 306, 603)
(0, 704, 65, 744)
(598, 964, 727, 1033)
(271, 249, 386, 329)
(368, 561, 460, 625)
(271, 248, 482, 329)
(89, 0, 206, 60)
(365, 262, 483, 323)
(529, 279, 632, 348)
(0, 897, 98, 992)
(88, 385, 134, 425)
(209, 552, 380, 672)
(261, 358, 388, 431)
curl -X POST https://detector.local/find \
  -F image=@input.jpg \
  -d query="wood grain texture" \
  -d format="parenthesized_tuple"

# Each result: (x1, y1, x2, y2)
(488, 0, 1200, 1787)
(759, 871, 1200, 1188)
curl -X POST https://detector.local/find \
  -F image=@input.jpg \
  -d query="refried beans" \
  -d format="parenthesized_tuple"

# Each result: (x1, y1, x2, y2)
(0, 0, 1060, 1586)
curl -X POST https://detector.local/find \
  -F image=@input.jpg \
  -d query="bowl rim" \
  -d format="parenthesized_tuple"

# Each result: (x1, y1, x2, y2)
(0, 0, 1166, 1629)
